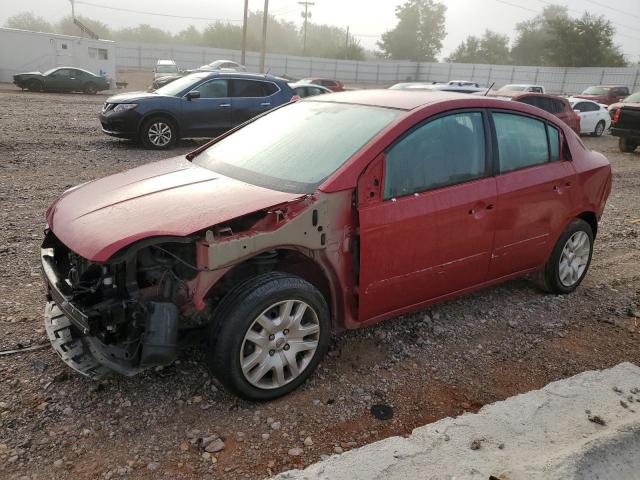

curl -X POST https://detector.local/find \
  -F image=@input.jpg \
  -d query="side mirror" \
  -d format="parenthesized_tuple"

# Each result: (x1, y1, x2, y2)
(186, 91, 200, 100)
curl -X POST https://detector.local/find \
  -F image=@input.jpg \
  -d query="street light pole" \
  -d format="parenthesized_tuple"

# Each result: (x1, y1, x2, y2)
(299, 1, 314, 56)
(241, 0, 249, 66)
(260, 0, 269, 73)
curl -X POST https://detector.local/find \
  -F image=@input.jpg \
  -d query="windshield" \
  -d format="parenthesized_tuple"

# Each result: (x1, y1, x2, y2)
(582, 86, 608, 95)
(194, 101, 403, 193)
(154, 73, 207, 96)
(498, 85, 525, 92)
(623, 92, 640, 103)
(156, 65, 178, 73)
(43, 68, 58, 76)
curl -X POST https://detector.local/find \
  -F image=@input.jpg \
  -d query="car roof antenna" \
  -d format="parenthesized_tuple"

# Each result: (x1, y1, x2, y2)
(264, 68, 271, 77)
(484, 82, 495, 96)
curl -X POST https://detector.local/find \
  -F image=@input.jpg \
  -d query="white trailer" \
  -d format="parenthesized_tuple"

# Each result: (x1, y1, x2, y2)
(0, 27, 116, 84)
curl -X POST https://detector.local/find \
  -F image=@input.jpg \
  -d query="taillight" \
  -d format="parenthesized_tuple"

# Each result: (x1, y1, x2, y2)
(612, 108, 620, 125)
(290, 95, 301, 102)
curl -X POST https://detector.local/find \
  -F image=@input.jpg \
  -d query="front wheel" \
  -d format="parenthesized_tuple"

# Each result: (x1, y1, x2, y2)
(27, 80, 43, 92)
(538, 219, 594, 294)
(140, 117, 177, 150)
(593, 120, 605, 137)
(619, 137, 638, 153)
(207, 272, 330, 400)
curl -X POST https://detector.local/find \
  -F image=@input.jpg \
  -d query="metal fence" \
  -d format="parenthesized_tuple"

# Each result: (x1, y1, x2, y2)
(116, 41, 640, 95)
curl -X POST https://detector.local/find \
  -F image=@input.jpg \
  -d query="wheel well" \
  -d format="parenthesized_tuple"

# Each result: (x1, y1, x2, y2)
(576, 211, 598, 237)
(139, 112, 180, 138)
(206, 249, 334, 324)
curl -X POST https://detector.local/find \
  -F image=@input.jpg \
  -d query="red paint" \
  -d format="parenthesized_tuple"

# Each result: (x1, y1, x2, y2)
(574, 85, 629, 106)
(47, 91, 612, 331)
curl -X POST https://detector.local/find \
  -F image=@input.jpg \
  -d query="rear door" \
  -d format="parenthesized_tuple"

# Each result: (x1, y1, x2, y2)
(357, 110, 497, 321)
(488, 111, 576, 279)
(180, 78, 231, 137)
(230, 79, 279, 125)
(575, 101, 598, 133)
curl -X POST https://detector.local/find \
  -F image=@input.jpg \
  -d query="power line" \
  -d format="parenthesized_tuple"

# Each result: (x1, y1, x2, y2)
(74, 1, 243, 23)
(583, 0, 640, 21)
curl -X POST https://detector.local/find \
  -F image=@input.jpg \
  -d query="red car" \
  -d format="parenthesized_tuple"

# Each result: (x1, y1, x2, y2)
(487, 91, 581, 135)
(299, 77, 344, 92)
(42, 91, 611, 400)
(574, 85, 630, 106)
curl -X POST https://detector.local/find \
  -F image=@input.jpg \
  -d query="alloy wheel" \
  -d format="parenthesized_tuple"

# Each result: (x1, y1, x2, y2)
(558, 231, 590, 287)
(595, 122, 604, 136)
(147, 122, 172, 147)
(240, 300, 320, 389)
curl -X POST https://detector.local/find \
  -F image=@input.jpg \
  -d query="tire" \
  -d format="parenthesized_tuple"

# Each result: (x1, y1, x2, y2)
(593, 120, 605, 137)
(140, 116, 177, 150)
(538, 219, 594, 294)
(27, 79, 43, 92)
(619, 137, 638, 153)
(83, 82, 97, 94)
(44, 302, 111, 379)
(207, 272, 330, 401)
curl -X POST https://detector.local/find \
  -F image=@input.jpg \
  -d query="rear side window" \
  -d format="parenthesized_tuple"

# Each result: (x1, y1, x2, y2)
(547, 124, 560, 161)
(231, 80, 276, 97)
(384, 112, 486, 199)
(493, 113, 550, 173)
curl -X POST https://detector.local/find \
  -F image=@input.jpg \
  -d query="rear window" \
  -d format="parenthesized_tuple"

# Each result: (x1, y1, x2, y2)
(582, 86, 608, 95)
(493, 113, 551, 173)
(156, 65, 178, 74)
(231, 80, 278, 97)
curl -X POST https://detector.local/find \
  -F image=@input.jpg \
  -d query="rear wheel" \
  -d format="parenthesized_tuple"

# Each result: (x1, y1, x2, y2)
(27, 79, 43, 92)
(619, 137, 638, 153)
(83, 82, 97, 94)
(538, 219, 594, 294)
(593, 120, 605, 137)
(140, 116, 177, 150)
(207, 272, 330, 400)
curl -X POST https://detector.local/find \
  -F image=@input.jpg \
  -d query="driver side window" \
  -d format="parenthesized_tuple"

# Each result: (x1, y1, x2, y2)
(384, 112, 486, 199)
(195, 79, 228, 98)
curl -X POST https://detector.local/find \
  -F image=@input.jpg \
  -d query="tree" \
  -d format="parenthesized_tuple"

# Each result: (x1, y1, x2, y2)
(175, 26, 203, 46)
(112, 24, 173, 44)
(55, 15, 111, 39)
(511, 5, 568, 66)
(378, 0, 446, 62)
(446, 30, 511, 64)
(304, 23, 365, 60)
(5, 12, 52, 33)
(544, 13, 626, 67)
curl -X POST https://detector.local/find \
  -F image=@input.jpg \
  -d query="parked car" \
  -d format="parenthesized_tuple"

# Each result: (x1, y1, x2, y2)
(298, 77, 344, 92)
(153, 60, 179, 80)
(100, 72, 298, 149)
(290, 82, 332, 98)
(13, 67, 109, 94)
(487, 91, 581, 134)
(403, 82, 485, 94)
(198, 60, 247, 72)
(568, 98, 610, 136)
(607, 91, 640, 119)
(447, 80, 480, 87)
(389, 82, 435, 90)
(610, 105, 640, 152)
(151, 74, 183, 90)
(498, 84, 546, 94)
(574, 85, 629, 106)
(43, 90, 611, 400)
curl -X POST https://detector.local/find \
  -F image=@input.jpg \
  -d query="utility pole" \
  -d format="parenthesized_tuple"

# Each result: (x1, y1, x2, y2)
(260, 0, 269, 73)
(241, 0, 249, 66)
(344, 26, 349, 59)
(299, 1, 314, 56)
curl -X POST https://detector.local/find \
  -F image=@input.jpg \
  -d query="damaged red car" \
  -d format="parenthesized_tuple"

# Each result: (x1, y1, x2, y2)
(42, 90, 611, 400)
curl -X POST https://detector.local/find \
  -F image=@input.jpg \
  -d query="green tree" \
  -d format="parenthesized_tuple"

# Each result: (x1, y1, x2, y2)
(55, 15, 111, 39)
(5, 12, 52, 32)
(112, 24, 173, 44)
(446, 30, 511, 64)
(544, 13, 626, 67)
(175, 25, 203, 45)
(377, 0, 446, 62)
(511, 5, 568, 66)
(304, 23, 365, 60)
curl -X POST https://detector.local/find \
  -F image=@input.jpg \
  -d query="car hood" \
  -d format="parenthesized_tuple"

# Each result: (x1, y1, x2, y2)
(46, 156, 304, 262)
(609, 101, 640, 111)
(106, 91, 167, 103)
(16, 71, 42, 76)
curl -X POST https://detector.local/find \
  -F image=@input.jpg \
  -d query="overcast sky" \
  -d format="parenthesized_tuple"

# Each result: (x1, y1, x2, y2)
(2, 0, 640, 61)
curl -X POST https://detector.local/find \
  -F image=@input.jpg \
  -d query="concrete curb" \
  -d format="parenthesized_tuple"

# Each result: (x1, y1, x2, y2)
(273, 363, 640, 480)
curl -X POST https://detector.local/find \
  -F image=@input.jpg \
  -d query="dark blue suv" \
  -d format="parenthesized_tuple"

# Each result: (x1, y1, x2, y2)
(100, 72, 298, 149)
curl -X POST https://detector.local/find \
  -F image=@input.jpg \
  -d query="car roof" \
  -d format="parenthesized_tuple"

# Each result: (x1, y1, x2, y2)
(310, 89, 489, 110)
(53, 66, 96, 76)
(486, 91, 563, 101)
(195, 71, 284, 82)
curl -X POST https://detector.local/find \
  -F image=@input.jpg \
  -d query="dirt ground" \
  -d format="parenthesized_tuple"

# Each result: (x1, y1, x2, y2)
(0, 86, 639, 480)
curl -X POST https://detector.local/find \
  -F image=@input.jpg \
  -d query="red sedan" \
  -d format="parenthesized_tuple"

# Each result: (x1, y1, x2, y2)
(42, 90, 611, 400)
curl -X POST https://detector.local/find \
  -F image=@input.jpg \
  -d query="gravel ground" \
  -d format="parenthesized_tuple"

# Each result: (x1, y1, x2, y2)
(0, 87, 639, 480)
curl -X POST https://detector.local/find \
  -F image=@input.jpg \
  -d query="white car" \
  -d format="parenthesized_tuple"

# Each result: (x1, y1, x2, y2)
(498, 84, 546, 94)
(153, 60, 179, 80)
(198, 60, 247, 72)
(568, 98, 611, 137)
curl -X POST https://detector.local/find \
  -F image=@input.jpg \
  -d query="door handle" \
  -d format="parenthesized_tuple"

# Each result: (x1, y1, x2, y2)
(564, 181, 572, 188)
(260, 102, 271, 106)
(486, 204, 495, 210)
(220, 103, 231, 107)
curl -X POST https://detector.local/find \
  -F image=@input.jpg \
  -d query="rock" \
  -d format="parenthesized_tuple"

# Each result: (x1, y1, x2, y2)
(333, 446, 343, 454)
(304, 436, 313, 447)
(147, 461, 160, 471)
(53, 459, 64, 468)
(288, 447, 303, 456)
(205, 439, 225, 453)
(271, 421, 282, 430)
(470, 439, 482, 450)
(262, 433, 270, 440)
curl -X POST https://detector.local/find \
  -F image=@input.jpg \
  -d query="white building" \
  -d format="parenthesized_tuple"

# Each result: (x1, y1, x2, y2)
(0, 27, 116, 84)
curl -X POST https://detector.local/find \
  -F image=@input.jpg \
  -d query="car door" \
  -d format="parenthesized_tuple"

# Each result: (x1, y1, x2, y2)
(575, 102, 597, 133)
(46, 68, 78, 91)
(180, 78, 231, 137)
(488, 111, 576, 279)
(357, 110, 497, 321)
(230, 79, 277, 125)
